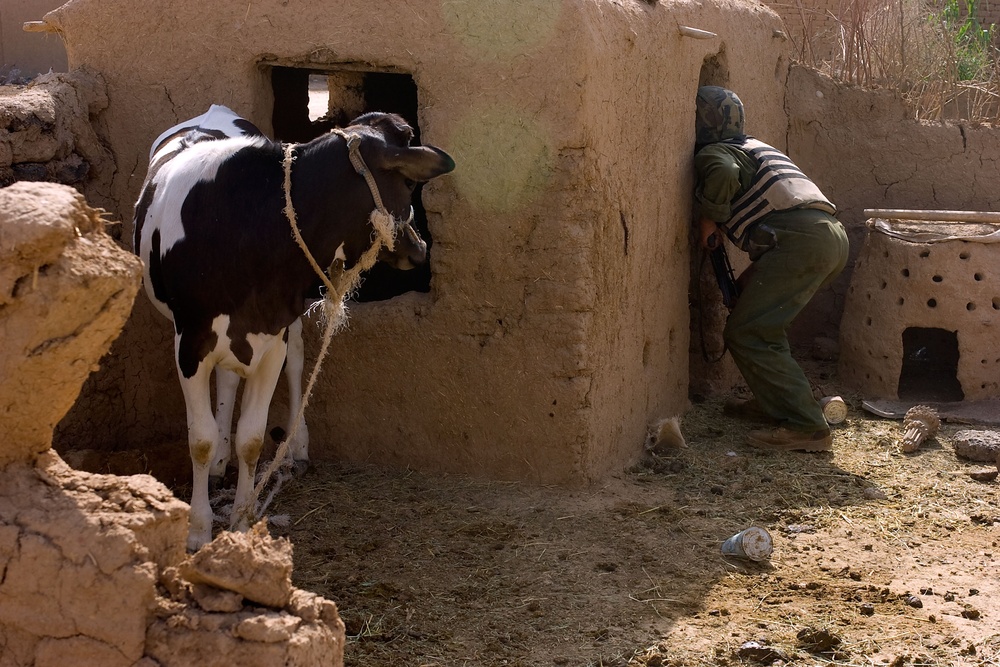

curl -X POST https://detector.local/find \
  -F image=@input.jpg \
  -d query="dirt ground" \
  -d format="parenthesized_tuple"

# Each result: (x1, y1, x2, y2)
(254, 366, 999, 667)
(64, 359, 1000, 666)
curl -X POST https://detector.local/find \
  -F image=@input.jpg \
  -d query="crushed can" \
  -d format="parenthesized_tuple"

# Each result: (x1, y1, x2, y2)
(721, 526, 773, 561)
(820, 396, 848, 425)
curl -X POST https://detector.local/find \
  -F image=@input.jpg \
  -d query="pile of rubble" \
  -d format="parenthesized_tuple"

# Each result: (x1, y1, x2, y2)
(0, 182, 344, 666)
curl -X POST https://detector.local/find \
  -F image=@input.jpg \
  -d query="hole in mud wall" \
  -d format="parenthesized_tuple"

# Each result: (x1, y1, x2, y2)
(269, 65, 430, 302)
(897, 327, 964, 402)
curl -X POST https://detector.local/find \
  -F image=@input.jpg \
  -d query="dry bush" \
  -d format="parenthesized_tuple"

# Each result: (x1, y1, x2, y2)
(793, 0, 1000, 121)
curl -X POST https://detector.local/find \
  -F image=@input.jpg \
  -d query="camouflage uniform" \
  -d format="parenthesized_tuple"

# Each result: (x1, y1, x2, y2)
(694, 87, 849, 437)
(695, 85, 746, 145)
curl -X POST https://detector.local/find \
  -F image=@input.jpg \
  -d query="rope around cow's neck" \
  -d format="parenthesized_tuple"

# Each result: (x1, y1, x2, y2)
(284, 133, 403, 308)
(230, 133, 405, 529)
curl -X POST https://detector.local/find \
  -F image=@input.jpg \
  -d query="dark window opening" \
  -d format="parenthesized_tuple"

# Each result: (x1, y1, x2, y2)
(270, 65, 430, 302)
(698, 51, 729, 88)
(897, 327, 964, 402)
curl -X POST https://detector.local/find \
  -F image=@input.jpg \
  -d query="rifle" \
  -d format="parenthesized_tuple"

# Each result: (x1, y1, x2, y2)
(707, 236, 740, 310)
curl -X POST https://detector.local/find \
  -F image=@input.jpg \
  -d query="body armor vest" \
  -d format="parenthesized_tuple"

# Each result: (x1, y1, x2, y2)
(722, 137, 836, 251)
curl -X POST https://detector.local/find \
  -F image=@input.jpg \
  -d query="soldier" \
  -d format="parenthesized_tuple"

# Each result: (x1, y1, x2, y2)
(693, 86, 849, 452)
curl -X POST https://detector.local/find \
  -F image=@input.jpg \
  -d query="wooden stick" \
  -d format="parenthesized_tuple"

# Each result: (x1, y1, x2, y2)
(23, 21, 57, 34)
(864, 209, 1000, 223)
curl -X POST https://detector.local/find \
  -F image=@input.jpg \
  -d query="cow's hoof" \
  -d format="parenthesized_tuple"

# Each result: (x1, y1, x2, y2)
(292, 459, 310, 478)
(187, 533, 210, 553)
(230, 518, 250, 533)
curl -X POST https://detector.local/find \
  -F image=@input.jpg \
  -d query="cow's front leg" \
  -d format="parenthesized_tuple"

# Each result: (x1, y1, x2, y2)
(231, 339, 287, 532)
(177, 355, 218, 551)
(285, 317, 310, 476)
(212, 367, 240, 479)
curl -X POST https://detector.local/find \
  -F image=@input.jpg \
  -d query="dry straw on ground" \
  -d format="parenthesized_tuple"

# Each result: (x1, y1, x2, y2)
(260, 361, 1000, 666)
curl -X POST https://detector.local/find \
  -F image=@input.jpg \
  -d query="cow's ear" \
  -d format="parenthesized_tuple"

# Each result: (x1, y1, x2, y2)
(382, 146, 456, 182)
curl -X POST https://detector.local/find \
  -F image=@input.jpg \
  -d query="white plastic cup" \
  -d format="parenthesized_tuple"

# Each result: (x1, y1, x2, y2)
(820, 396, 848, 425)
(721, 526, 773, 561)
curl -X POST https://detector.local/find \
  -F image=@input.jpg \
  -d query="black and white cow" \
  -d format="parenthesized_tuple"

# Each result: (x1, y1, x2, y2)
(133, 105, 455, 550)
(142, 106, 313, 497)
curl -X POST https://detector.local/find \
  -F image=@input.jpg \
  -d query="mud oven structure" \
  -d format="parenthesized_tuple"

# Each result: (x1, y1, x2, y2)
(839, 210, 1000, 402)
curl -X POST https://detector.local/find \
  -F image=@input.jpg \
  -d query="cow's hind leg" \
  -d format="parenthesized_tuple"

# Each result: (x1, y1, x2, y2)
(285, 317, 310, 477)
(177, 357, 218, 551)
(212, 367, 240, 481)
(231, 341, 287, 532)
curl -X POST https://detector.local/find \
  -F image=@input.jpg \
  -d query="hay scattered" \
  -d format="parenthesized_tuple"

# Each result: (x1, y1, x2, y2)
(261, 360, 1000, 666)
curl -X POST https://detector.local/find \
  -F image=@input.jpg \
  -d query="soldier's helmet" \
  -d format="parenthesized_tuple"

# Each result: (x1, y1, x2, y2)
(695, 86, 745, 145)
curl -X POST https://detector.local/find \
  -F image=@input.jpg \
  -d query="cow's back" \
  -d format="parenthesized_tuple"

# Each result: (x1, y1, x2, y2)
(148, 104, 263, 161)
(136, 135, 300, 328)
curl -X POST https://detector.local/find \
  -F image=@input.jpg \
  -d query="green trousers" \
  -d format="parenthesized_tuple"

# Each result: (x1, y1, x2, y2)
(724, 209, 850, 431)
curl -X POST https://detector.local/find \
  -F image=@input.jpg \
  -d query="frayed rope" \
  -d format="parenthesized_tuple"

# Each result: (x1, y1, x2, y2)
(229, 135, 405, 528)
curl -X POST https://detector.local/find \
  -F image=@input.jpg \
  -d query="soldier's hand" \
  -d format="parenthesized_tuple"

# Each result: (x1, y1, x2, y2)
(700, 218, 722, 250)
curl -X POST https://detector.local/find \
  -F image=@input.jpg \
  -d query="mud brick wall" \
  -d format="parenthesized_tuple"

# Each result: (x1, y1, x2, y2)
(763, 0, 845, 59)
(0, 0, 68, 77)
(40, 0, 791, 483)
(0, 71, 112, 209)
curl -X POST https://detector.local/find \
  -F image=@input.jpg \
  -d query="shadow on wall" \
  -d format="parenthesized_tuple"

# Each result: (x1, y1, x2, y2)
(688, 48, 744, 400)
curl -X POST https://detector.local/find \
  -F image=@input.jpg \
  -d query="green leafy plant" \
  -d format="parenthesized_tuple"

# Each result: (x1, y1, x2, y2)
(932, 0, 995, 81)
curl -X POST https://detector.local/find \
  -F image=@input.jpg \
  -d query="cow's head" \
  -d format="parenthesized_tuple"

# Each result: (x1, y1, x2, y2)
(347, 112, 455, 270)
